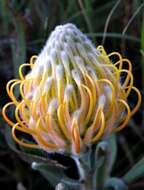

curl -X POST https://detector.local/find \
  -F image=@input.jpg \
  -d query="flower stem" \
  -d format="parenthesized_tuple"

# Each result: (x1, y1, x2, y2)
(73, 155, 93, 190)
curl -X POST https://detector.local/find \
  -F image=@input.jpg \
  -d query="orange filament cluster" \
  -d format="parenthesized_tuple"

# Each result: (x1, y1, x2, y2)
(2, 24, 141, 155)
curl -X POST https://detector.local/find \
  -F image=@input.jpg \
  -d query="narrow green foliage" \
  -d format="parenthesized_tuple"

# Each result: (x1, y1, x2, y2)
(119, 136, 134, 166)
(32, 162, 66, 187)
(87, 32, 140, 43)
(94, 142, 111, 190)
(11, 16, 26, 78)
(55, 183, 68, 190)
(141, 14, 144, 86)
(0, 1, 10, 33)
(104, 178, 128, 190)
(123, 157, 144, 184)
(122, 1, 144, 35)
(108, 135, 117, 171)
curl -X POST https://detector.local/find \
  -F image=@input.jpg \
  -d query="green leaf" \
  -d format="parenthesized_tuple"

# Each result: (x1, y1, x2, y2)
(32, 162, 80, 188)
(122, 157, 144, 184)
(4, 126, 63, 165)
(55, 183, 68, 190)
(86, 32, 140, 43)
(104, 177, 128, 190)
(32, 162, 66, 187)
(0, 1, 11, 33)
(4, 125, 19, 153)
(108, 134, 117, 171)
(11, 15, 26, 78)
(141, 14, 144, 86)
(93, 141, 112, 189)
(5, 126, 79, 188)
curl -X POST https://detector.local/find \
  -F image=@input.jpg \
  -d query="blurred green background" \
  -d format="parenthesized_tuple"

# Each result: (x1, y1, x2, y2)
(0, 0, 144, 189)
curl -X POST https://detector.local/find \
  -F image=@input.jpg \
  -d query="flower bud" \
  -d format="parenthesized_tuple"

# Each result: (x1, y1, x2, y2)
(2, 23, 141, 155)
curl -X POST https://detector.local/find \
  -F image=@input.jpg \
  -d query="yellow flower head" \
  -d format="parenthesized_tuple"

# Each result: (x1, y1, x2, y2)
(2, 24, 141, 155)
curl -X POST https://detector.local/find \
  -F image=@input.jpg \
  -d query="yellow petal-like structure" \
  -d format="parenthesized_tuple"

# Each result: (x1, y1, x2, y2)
(2, 24, 141, 155)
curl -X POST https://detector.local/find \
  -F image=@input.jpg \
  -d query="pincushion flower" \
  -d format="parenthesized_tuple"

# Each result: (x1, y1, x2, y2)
(2, 24, 141, 155)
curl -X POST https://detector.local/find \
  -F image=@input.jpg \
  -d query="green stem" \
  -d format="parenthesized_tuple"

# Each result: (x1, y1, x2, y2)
(73, 156, 92, 190)
(93, 142, 112, 190)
